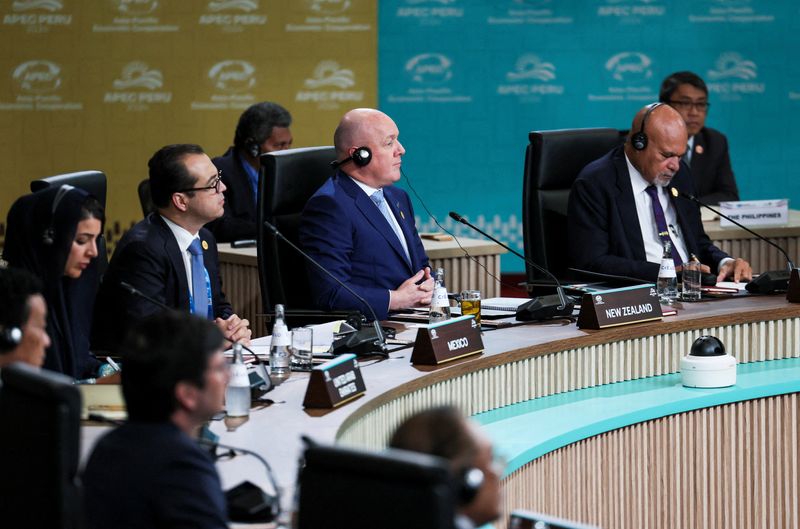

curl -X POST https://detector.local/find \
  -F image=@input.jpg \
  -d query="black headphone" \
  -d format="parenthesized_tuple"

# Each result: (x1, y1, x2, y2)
(330, 146, 372, 169)
(245, 137, 261, 158)
(456, 466, 485, 505)
(630, 102, 664, 151)
(42, 184, 75, 246)
(0, 326, 23, 353)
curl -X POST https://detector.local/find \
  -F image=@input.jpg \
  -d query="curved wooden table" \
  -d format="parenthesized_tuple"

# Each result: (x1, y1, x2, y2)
(81, 295, 800, 528)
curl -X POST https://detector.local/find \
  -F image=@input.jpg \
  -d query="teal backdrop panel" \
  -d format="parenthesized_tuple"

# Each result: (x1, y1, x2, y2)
(379, 0, 800, 273)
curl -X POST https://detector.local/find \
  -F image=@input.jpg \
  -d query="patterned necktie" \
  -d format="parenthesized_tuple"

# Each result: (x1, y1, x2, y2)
(371, 189, 410, 261)
(188, 238, 210, 319)
(644, 185, 682, 268)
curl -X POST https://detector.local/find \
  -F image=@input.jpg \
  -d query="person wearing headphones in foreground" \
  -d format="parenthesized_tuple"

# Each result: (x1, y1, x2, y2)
(389, 406, 503, 529)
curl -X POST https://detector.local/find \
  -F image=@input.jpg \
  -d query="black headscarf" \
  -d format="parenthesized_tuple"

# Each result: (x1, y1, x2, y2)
(3, 185, 103, 379)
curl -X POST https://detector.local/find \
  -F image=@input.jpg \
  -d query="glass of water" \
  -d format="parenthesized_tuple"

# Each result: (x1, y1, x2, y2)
(290, 326, 313, 372)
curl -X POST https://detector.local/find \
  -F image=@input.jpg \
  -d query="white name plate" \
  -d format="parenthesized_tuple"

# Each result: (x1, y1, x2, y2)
(718, 199, 788, 227)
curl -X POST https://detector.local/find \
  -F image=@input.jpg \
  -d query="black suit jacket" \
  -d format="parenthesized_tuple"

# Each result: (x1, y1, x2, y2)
(92, 213, 233, 352)
(206, 146, 257, 242)
(83, 422, 227, 529)
(689, 127, 739, 205)
(567, 146, 729, 281)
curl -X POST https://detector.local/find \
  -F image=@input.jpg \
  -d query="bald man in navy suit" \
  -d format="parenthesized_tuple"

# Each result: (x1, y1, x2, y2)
(299, 109, 433, 320)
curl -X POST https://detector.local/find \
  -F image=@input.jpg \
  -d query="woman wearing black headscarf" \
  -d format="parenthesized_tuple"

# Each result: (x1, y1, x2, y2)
(3, 185, 109, 380)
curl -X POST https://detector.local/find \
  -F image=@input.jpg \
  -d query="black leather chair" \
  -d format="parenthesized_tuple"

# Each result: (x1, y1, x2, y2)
(30, 170, 109, 273)
(257, 146, 346, 325)
(137, 179, 156, 217)
(0, 363, 82, 529)
(522, 128, 625, 286)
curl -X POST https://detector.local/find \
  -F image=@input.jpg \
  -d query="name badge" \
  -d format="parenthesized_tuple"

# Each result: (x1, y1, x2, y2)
(577, 284, 662, 329)
(302, 353, 366, 409)
(411, 315, 483, 365)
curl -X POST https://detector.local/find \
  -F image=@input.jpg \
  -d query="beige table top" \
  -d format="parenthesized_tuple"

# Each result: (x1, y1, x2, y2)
(217, 236, 507, 265)
(703, 209, 800, 240)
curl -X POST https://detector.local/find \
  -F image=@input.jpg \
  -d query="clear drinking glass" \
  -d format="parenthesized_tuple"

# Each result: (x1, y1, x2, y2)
(290, 326, 314, 372)
(460, 290, 482, 325)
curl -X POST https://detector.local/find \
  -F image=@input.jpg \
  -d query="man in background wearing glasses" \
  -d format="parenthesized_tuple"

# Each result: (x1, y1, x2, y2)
(93, 144, 251, 353)
(659, 71, 740, 205)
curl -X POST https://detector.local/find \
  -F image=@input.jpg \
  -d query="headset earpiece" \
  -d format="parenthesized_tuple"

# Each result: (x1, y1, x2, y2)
(0, 326, 23, 353)
(456, 466, 484, 505)
(246, 138, 261, 158)
(350, 146, 372, 167)
(330, 146, 372, 169)
(42, 228, 55, 245)
(631, 102, 663, 151)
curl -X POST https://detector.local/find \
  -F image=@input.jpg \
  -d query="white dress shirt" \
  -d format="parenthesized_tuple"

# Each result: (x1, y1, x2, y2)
(624, 154, 690, 265)
(160, 215, 201, 297)
(348, 176, 410, 258)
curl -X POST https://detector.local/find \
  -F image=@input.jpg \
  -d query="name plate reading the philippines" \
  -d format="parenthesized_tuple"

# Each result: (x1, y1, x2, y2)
(577, 284, 662, 330)
(718, 199, 789, 227)
(302, 353, 366, 409)
(411, 315, 483, 366)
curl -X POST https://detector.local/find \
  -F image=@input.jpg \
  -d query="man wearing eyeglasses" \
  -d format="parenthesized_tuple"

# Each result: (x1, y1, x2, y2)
(659, 71, 740, 205)
(93, 144, 251, 353)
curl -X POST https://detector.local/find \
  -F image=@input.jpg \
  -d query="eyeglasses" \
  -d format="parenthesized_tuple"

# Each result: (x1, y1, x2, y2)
(177, 170, 223, 194)
(668, 100, 710, 112)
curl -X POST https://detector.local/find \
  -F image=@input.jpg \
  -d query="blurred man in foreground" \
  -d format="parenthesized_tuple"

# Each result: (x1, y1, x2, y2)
(83, 312, 229, 529)
(0, 267, 50, 369)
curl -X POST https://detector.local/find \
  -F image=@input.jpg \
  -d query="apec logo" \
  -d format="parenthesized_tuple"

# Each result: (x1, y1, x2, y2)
(207, 0, 257, 11)
(112, 62, 163, 89)
(707, 52, 756, 80)
(605, 52, 652, 82)
(12, 0, 62, 11)
(306, 0, 350, 14)
(304, 61, 354, 89)
(506, 54, 555, 82)
(405, 53, 452, 85)
(112, 0, 159, 14)
(208, 60, 256, 92)
(13, 60, 61, 94)
(706, 52, 763, 96)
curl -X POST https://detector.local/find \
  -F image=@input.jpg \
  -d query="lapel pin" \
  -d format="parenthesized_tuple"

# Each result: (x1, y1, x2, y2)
(201, 240, 209, 250)
(695, 145, 703, 155)
(400, 210, 405, 220)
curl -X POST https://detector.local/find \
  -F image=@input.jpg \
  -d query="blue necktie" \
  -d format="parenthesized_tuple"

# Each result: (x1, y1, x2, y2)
(188, 238, 210, 319)
(645, 185, 682, 268)
(371, 189, 410, 261)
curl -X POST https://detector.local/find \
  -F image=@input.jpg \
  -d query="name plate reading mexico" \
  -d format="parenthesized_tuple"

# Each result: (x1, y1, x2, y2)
(577, 284, 662, 330)
(411, 315, 484, 365)
(302, 353, 366, 409)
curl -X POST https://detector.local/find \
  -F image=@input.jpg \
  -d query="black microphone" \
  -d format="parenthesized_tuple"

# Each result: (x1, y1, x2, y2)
(669, 187, 795, 293)
(263, 220, 388, 357)
(448, 211, 574, 321)
(120, 281, 173, 312)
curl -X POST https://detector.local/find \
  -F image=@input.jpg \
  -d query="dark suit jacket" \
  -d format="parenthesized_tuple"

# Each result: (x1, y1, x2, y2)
(206, 146, 257, 242)
(689, 127, 739, 205)
(83, 422, 227, 529)
(567, 145, 729, 281)
(298, 172, 429, 320)
(92, 213, 233, 352)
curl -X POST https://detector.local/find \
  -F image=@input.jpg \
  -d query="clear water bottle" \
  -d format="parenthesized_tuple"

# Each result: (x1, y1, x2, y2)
(225, 342, 250, 417)
(429, 267, 451, 324)
(657, 241, 678, 304)
(269, 304, 291, 383)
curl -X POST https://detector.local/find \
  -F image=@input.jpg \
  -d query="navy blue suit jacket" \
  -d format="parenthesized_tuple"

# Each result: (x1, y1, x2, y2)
(299, 172, 429, 320)
(206, 146, 257, 242)
(92, 213, 233, 352)
(83, 422, 227, 529)
(567, 146, 729, 281)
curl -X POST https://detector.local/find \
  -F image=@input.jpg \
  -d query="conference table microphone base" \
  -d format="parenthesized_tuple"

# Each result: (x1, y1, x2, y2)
(516, 295, 575, 322)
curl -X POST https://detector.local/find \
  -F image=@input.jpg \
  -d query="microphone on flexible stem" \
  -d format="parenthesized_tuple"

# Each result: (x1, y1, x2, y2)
(669, 187, 795, 294)
(263, 220, 388, 357)
(120, 281, 273, 395)
(448, 211, 574, 321)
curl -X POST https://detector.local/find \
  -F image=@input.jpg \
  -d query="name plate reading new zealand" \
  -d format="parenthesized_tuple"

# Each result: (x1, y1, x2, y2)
(411, 315, 484, 366)
(302, 353, 366, 409)
(577, 284, 662, 329)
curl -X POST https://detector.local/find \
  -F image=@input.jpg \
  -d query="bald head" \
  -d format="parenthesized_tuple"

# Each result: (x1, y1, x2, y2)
(626, 103, 688, 187)
(332, 107, 405, 188)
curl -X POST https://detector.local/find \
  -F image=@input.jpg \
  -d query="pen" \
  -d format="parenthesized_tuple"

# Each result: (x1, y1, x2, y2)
(106, 357, 121, 372)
